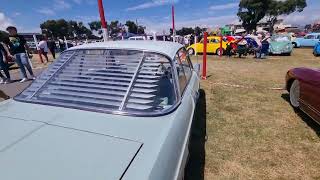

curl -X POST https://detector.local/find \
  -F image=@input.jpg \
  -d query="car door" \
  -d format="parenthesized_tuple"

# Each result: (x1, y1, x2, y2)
(302, 35, 315, 46)
(208, 38, 219, 53)
(300, 71, 320, 123)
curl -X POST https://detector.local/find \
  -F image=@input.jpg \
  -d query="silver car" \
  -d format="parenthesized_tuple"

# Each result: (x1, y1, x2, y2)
(0, 41, 200, 180)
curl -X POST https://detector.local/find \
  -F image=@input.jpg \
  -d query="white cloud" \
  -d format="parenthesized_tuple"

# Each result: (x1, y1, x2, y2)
(126, 0, 178, 11)
(36, 8, 56, 15)
(209, 3, 238, 10)
(36, 0, 71, 15)
(141, 15, 239, 33)
(0, 12, 14, 30)
(54, 0, 71, 10)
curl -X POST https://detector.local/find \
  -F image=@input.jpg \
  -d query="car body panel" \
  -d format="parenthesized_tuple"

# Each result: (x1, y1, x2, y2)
(293, 33, 320, 47)
(313, 42, 320, 56)
(269, 35, 293, 55)
(0, 116, 44, 151)
(286, 68, 320, 124)
(187, 36, 228, 54)
(0, 41, 200, 180)
(0, 120, 142, 180)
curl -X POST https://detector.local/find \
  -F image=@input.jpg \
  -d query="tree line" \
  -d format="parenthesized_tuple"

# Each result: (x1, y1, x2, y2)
(39, 19, 146, 39)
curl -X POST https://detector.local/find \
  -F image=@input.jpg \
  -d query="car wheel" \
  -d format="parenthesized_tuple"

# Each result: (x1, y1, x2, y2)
(292, 42, 297, 48)
(188, 48, 195, 55)
(289, 80, 300, 108)
(216, 48, 224, 56)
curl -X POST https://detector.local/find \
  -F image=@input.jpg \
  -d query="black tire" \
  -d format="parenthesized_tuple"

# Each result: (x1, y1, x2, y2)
(188, 48, 195, 55)
(289, 80, 300, 108)
(216, 48, 224, 56)
(292, 42, 298, 48)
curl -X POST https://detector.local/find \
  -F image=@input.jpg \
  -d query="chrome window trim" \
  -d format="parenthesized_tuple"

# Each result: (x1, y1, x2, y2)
(14, 48, 182, 117)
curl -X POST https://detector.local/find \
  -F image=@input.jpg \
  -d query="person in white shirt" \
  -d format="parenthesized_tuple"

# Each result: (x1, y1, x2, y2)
(38, 36, 49, 63)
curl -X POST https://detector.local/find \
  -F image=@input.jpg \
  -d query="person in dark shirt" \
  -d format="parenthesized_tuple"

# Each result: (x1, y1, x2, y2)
(0, 42, 11, 84)
(6, 26, 35, 83)
(47, 37, 57, 59)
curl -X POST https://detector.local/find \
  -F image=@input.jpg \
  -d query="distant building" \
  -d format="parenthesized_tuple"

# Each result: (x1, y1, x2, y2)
(20, 33, 42, 42)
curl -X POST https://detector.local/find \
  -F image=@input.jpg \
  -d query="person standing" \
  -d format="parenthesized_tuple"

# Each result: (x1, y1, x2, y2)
(38, 36, 49, 63)
(47, 37, 57, 59)
(0, 42, 11, 84)
(6, 26, 35, 83)
(58, 37, 65, 52)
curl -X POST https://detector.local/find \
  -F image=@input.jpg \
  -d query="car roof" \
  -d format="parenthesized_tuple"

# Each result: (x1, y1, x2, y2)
(307, 33, 320, 35)
(68, 41, 184, 59)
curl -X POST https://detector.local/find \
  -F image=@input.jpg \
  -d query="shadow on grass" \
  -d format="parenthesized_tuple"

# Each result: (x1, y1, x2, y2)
(281, 93, 320, 137)
(184, 89, 207, 180)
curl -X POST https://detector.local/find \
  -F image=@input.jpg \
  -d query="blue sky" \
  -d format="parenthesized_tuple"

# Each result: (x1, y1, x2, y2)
(0, 0, 319, 33)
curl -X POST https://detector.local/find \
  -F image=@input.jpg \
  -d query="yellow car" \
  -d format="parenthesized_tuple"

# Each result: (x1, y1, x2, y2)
(187, 36, 228, 55)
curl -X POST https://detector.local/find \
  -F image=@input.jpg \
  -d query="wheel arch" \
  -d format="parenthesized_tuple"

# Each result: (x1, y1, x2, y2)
(286, 78, 296, 92)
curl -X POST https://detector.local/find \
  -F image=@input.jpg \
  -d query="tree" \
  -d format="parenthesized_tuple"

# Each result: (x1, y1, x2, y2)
(125, 20, 144, 34)
(237, 0, 271, 33)
(125, 21, 137, 34)
(266, 0, 306, 32)
(88, 21, 102, 31)
(68, 21, 92, 38)
(176, 27, 194, 36)
(40, 19, 70, 38)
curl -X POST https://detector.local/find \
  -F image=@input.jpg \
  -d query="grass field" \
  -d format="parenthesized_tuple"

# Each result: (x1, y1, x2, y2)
(187, 48, 320, 180)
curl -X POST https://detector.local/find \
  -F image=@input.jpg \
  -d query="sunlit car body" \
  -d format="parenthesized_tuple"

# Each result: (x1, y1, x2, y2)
(313, 41, 320, 56)
(0, 41, 200, 180)
(286, 68, 320, 124)
(292, 33, 320, 48)
(269, 34, 293, 55)
(187, 36, 228, 55)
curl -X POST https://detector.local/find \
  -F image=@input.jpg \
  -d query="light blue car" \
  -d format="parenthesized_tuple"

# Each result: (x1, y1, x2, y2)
(0, 41, 200, 180)
(292, 33, 320, 48)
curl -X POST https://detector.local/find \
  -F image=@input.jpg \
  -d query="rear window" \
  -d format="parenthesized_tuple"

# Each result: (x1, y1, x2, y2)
(15, 49, 178, 116)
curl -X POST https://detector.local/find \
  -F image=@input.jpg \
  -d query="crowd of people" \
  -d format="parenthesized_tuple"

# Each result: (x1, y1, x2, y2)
(0, 26, 58, 85)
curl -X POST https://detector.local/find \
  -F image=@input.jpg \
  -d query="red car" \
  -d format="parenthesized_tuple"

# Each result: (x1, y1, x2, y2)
(286, 68, 320, 124)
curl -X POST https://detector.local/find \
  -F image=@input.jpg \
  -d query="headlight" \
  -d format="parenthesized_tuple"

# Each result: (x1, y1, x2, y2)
(285, 44, 291, 50)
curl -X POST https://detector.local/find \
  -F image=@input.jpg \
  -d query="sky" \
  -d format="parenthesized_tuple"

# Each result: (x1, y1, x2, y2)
(0, 0, 319, 34)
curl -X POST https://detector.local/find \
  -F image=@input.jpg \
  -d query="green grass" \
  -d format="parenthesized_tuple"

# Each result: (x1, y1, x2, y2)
(190, 48, 320, 179)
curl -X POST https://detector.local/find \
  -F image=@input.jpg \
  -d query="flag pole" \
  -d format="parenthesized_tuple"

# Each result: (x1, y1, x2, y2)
(98, 0, 108, 41)
(172, 4, 176, 42)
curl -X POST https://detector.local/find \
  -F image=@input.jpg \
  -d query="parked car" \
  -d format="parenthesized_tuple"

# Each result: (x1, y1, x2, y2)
(286, 68, 320, 124)
(187, 36, 228, 55)
(128, 36, 153, 41)
(0, 41, 200, 180)
(292, 33, 320, 48)
(269, 34, 293, 55)
(313, 41, 320, 56)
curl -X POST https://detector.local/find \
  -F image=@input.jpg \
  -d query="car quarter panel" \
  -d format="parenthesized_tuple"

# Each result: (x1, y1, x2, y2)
(290, 68, 320, 123)
(0, 124, 142, 180)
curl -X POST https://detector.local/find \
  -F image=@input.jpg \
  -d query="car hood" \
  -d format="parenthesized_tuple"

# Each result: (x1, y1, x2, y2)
(0, 113, 142, 180)
(270, 41, 292, 50)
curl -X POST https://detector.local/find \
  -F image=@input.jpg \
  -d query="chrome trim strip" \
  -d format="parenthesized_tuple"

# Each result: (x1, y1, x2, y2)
(119, 53, 145, 110)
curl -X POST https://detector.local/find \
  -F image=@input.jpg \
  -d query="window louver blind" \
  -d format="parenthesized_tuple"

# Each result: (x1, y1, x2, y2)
(15, 49, 177, 115)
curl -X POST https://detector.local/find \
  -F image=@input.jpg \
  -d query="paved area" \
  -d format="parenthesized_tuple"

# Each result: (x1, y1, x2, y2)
(0, 67, 46, 97)
(0, 54, 54, 98)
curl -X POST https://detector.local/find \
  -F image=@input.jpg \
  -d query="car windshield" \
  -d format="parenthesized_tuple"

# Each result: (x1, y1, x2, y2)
(15, 49, 178, 116)
(271, 35, 290, 42)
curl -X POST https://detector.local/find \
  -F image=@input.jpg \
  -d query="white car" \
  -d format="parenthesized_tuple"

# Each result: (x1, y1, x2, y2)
(0, 41, 200, 180)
